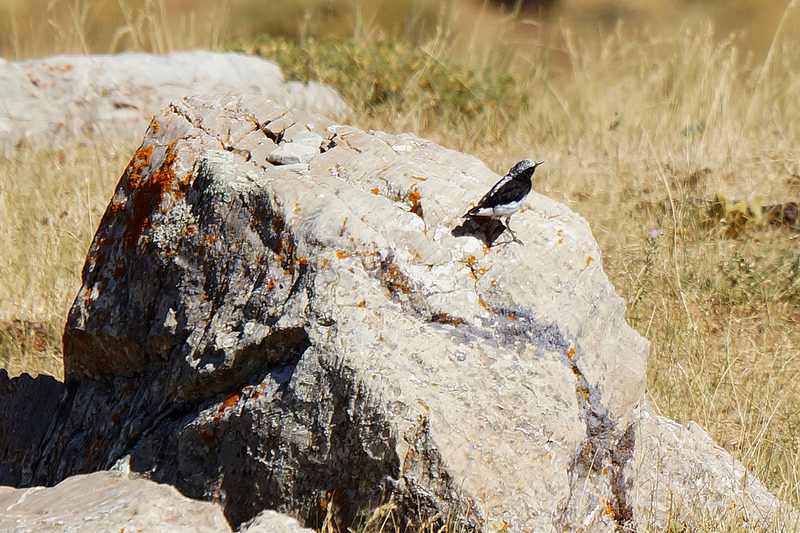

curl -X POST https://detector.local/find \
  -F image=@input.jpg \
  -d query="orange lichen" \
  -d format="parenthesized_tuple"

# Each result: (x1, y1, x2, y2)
(267, 279, 276, 291)
(123, 143, 183, 250)
(219, 393, 241, 412)
(604, 498, 615, 518)
(411, 175, 427, 181)
(567, 347, 576, 361)
(214, 393, 241, 422)
(585, 256, 594, 267)
(577, 384, 590, 402)
(432, 313, 465, 325)
(381, 262, 413, 296)
(408, 189, 423, 219)
(123, 145, 154, 189)
(336, 251, 350, 259)
(371, 187, 380, 195)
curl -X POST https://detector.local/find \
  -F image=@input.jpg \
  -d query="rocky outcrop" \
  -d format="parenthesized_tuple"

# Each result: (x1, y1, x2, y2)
(0, 470, 313, 533)
(0, 92, 795, 532)
(0, 51, 350, 152)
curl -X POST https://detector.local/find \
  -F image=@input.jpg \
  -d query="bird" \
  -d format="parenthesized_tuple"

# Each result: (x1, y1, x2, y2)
(463, 159, 544, 244)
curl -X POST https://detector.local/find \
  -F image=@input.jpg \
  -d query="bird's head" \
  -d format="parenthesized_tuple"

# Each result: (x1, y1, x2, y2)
(509, 159, 545, 179)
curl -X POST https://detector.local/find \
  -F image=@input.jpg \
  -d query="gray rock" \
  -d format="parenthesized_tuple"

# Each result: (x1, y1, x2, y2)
(241, 510, 316, 533)
(267, 142, 318, 165)
(0, 92, 795, 532)
(0, 370, 64, 486)
(0, 51, 351, 152)
(0, 470, 230, 532)
(0, 470, 311, 533)
(627, 407, 799, 530)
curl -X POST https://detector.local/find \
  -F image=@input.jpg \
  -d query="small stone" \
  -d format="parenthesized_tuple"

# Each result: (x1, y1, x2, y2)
(267, 142, 317, 165)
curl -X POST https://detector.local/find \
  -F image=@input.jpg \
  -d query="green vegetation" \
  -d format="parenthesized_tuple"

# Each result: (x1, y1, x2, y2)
(240, 37, 526, 123)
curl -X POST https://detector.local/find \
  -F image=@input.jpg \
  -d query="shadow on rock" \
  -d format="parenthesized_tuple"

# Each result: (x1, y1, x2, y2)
(451, 216, 508, 247)
(0, 370, 65, 486)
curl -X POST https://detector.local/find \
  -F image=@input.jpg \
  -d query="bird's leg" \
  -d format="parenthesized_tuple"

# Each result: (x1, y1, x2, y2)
(503, 216, 524, 245)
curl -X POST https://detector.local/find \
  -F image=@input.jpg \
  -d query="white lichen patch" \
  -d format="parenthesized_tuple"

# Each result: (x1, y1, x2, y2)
(150, 202, 197, 251)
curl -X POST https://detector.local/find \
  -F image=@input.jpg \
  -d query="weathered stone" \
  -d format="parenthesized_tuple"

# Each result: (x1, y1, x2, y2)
(0, 51, 351, 152)
(267, 142, 318, 165)
(241, 509, 316, 533)
(627, 407, 800, 530)
(0, 91, 795, 533)
(0, 471, 230, 532)
(0, 469, 314, 533)
(60, 92, 649, 532)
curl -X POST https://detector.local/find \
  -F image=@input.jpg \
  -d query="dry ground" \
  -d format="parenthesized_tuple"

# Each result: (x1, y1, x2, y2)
(2, 0, 800, 530)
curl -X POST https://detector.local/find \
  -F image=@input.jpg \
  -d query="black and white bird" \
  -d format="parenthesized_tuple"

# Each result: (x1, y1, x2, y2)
(463, 159, 544, 244)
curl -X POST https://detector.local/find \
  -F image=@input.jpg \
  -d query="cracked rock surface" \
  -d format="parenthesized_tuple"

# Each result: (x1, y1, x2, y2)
(0, 92, 795, 532)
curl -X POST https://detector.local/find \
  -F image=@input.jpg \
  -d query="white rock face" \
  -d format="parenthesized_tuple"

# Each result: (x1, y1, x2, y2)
(0, 51, 350, 151)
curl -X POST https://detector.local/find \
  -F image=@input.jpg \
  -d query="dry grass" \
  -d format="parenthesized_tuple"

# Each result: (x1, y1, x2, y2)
(3, 0, 800, 530)
(0, 140, 136, 378)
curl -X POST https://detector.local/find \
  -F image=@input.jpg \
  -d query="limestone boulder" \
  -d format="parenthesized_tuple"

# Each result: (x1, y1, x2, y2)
(50, 91, 647, 531)
(0, 51, 350, 152)
(0, 92, 795, 532)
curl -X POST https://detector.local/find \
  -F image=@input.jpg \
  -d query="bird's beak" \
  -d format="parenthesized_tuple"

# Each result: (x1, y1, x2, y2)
(535, 160, 545, 167)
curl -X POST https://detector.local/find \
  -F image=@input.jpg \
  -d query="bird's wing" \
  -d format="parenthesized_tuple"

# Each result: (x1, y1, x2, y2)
(481, 174, 514, 203)
(476, 178, 530, 209)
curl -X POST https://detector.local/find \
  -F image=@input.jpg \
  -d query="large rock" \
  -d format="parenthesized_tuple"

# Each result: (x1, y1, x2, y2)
(0, 51, 350, 152)
(0, 92, 795, 532)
